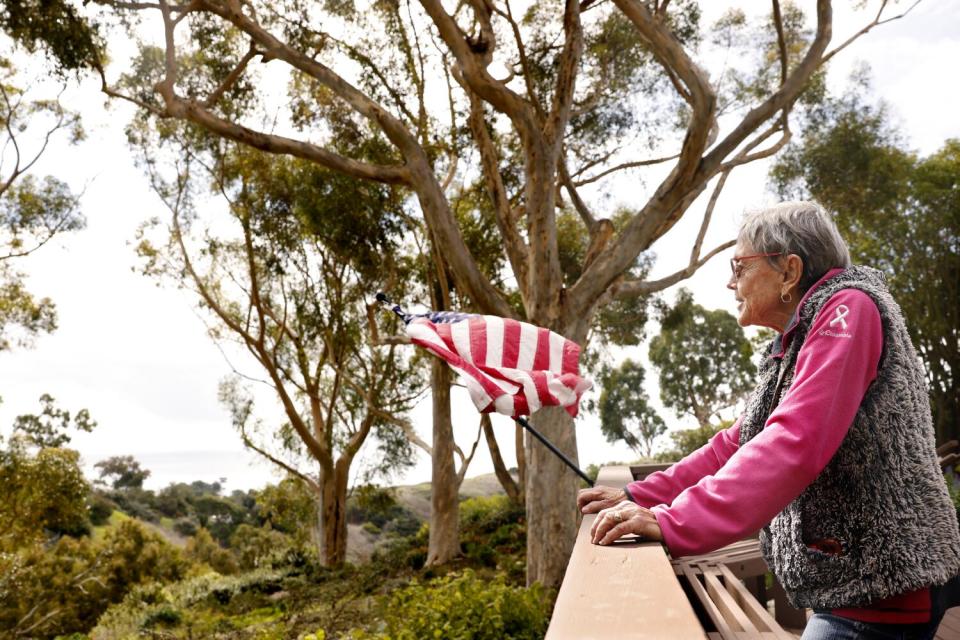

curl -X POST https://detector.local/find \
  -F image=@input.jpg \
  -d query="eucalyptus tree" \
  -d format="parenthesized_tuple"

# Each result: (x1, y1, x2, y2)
(771, 92, 959, 443)
(6, 0, 918, 585)
(135, 138, 423, 566)
(648, 289, 755, 429)
(598, 359, 665, 458)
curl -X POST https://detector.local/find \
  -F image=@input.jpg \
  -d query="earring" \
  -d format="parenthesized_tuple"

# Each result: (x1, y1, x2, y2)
(780, 291, 793, 303)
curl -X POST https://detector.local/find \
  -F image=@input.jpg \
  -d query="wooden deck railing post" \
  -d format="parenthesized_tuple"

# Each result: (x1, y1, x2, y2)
(545, 466, 707, 640)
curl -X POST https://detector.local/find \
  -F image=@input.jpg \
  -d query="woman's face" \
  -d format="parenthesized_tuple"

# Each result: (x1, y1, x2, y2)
(727, 241, 793, 332)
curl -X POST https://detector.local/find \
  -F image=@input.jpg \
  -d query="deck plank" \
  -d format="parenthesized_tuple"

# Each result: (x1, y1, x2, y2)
(937, 608, 960, 640)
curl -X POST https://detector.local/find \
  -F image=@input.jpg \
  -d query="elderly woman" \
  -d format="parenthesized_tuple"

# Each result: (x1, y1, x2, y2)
(578, 202, 960, 640)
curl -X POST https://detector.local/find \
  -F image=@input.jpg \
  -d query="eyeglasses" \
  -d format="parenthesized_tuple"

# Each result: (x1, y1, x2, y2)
(730, 252, 782, 280)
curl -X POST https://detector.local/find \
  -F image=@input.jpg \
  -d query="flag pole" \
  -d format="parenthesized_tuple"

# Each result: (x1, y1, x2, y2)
(375, 292, 594, 487)
(514, 416, 594, 487)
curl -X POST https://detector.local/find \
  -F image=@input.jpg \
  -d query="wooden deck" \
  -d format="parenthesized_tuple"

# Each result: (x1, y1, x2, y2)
(547, 464, 960, 640)
(937, 608, 960, 640)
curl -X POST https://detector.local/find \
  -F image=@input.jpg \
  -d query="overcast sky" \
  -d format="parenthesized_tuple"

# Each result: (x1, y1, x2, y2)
(0, 1, 957, 492)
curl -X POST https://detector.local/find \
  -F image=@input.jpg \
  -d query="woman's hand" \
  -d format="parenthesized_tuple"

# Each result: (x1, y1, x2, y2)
(589, 501, 663, 546)
(577, 485, 627, 514)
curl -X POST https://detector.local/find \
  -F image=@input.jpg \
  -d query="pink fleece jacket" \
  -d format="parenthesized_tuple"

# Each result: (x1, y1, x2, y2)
(625, 269, 884, 557)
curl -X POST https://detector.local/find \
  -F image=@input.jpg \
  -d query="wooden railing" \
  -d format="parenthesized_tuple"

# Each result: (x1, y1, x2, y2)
(545, 465, 707, 640)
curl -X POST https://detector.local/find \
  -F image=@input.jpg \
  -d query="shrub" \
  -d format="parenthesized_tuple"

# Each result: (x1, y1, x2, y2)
(91, 569, 289, 639)
(0, 519, 188, 638)
(458, 495, 526, 574)
(185, 527, 240, 575)
(350, 569, 550, 640)
(88, 493, 116, 526)
(173, 517, 199, 537)
(459, 495, 522, 533)
(229, 523, 306, 570)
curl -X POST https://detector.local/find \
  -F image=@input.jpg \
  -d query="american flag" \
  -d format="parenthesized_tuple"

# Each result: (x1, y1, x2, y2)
(399, 309, 593, 418)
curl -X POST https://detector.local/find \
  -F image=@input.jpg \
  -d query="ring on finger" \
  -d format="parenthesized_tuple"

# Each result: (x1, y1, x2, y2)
(614, 511, 623, 523)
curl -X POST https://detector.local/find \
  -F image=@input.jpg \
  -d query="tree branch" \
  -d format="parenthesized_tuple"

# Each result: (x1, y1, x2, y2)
(455, 419, 483, 486)
(203, 41, 258, 109)
(467, 93, 530, 300)
(573, 153, 679, 187)
(613, 238, 734, 299)
(821, 0, 921, 65)
(239, 427, 320, 493)
(613, 0, 716, 185)
(703, 0, 832, 174)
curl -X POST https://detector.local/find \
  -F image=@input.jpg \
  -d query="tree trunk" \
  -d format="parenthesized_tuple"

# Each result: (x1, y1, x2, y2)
(318, 460, 350, 566)
(427, 358, 461, 565)
(525, 405, 581, 587)
(481, 414, 521, 504)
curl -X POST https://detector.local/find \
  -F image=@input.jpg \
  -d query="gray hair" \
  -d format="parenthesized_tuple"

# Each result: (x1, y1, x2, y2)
(738, 201, 851, 292)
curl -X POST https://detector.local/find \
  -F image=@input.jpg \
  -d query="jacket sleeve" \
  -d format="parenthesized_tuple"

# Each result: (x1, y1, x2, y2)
(652, 289, 884, 557)
(624, 420, 741, 508)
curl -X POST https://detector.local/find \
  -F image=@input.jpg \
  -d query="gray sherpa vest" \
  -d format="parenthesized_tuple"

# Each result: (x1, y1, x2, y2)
(738, 266, 960, 609)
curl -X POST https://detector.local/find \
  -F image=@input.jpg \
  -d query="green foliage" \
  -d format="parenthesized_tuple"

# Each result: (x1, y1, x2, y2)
(0, 60, 86, 351)
(256, 477, 318, 540)
(771, 86, 960, 442)
(88, 493, 116, 526)
(649, 289, 755, 427)
(598, 359, 666, 458)
(229, 523, 307, 571)
(0, 0, 102, 71)
(346, 483, 421, 537)
(349, 569, 550, 640)
(186, 527, 240, 575)
(10, 393, 96, 449)
(94, 454, 150, 490)
(458, 495, 526, 579)
(90, 568, 290, 640)
(0, 443, 91, 547)
(656, 420, 733, 463)
(0, 519, 188, 638)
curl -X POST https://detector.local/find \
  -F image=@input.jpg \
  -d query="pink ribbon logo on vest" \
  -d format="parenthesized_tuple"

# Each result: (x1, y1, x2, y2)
(829, 305, 850, 330)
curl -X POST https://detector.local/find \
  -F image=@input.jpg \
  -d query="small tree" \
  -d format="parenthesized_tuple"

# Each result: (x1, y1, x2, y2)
(94, 455, 151, 490)
(598, 358, 666, 458)
(649, 289, 755, 428)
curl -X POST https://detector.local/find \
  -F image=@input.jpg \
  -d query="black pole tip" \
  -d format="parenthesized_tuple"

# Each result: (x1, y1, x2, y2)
(375, 292, 390, 303)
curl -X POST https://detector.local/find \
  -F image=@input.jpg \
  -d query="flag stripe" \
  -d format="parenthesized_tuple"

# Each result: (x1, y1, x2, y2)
(402, 312, 591, 419)
(502, 319, 521, 369)
(532, 327, 551, 373)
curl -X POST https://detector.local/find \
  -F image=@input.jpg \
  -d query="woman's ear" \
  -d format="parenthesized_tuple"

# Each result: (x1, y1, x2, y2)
(783, 254, 804, 289)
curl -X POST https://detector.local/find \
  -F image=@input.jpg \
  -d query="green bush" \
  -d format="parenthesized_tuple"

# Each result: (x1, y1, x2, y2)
(459, 495, 522, 533)
(0, 519, 188, 638)
(91, 569, 289, 639)
(458, 495, 525, 575)
(350, 569, 550, 640)
(88, 493, 115, 526)
(229, 523, 309, 570)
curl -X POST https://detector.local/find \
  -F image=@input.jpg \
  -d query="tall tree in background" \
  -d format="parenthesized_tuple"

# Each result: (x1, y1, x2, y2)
(598, 358, 665, 458)
(5, 0, 916, 585)
(0, 50, 85, 351)
(771, 89, 959, 443)
(649, 289, 754, 428)
(135, 139, 423, 566)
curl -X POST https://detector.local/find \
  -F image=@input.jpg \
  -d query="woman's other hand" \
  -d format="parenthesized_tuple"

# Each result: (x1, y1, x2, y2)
(577, 485, 627, 513)
(590, 502, 663, 546)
